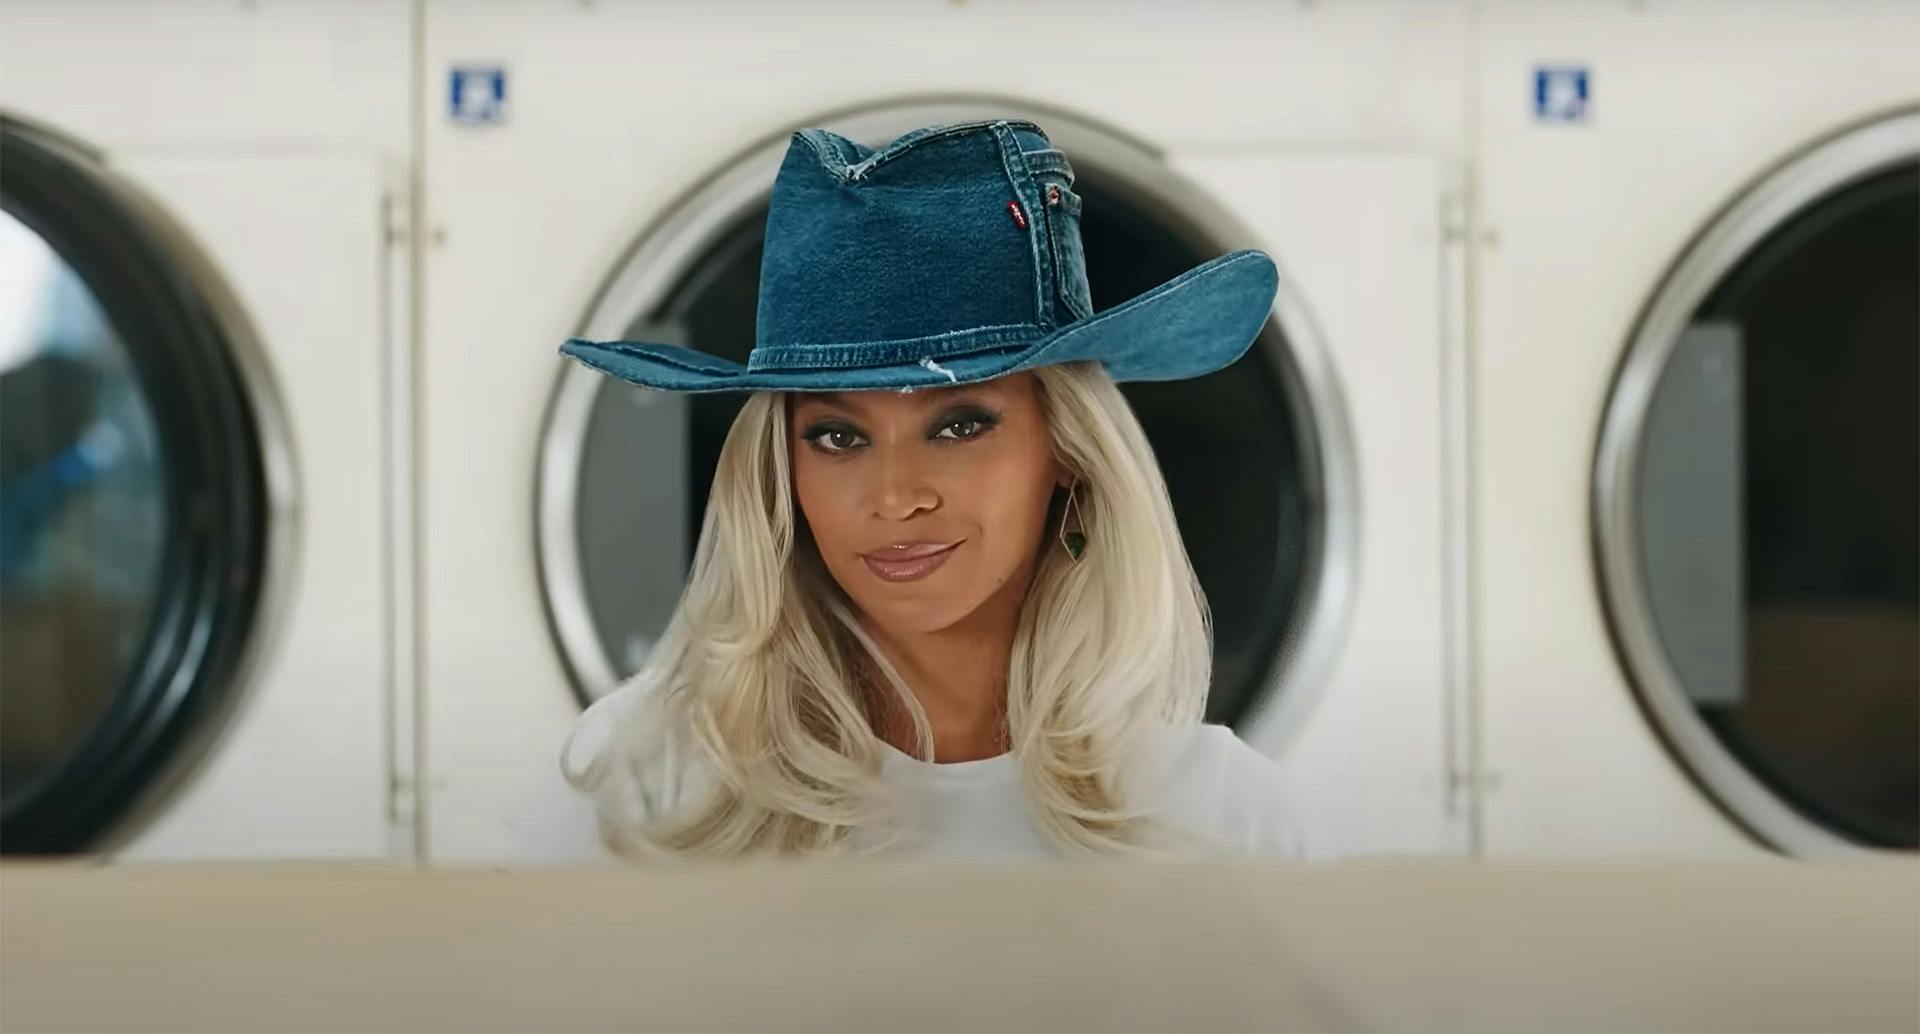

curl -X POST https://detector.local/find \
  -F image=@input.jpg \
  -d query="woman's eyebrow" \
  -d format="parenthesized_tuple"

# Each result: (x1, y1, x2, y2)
(791, 393, 859, 421)
(805, 391, 859, 411)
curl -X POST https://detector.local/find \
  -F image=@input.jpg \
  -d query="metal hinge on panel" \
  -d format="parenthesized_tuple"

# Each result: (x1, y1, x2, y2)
(377, 170, 423, 864)
(381, 187, 409, 248)
(1437, 165, 1482, 857)
(1439, 187, 1470, 244)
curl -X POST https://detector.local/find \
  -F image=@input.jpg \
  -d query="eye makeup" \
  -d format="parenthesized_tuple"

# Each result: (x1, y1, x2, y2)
(933, 404, 1001, 439)
(797, 402, 1003, 454)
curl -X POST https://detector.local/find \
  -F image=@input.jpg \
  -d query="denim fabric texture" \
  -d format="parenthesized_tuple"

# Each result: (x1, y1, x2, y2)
(559, 119, 1279, 393)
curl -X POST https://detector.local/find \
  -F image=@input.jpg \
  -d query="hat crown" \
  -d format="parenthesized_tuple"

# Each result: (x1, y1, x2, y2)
(749, 119, 1093, 373)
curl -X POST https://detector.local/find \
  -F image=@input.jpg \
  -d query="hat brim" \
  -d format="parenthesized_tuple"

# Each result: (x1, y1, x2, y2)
(558, 249, 1278, 394)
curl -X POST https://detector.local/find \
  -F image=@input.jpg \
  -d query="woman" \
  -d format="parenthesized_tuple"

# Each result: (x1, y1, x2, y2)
(557, 118, 1323, 862)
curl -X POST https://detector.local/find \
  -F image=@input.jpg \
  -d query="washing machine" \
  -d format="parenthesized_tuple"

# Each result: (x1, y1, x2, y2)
(1475, 1, 1918, 857)
(0, 2, 409, 858)
(422, 1, 1474, 862)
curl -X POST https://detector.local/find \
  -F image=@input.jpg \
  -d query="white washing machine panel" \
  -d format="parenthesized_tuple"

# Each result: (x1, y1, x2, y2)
(1, 0, 408, 858)
(102, 152, 397, 860)
(1602, 111, 1916, 855)
(1476, 0, 1918, 857)
(421, 2, 1469, 863)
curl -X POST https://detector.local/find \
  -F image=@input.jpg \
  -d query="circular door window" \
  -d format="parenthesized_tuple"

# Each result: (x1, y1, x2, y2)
(0, 114, 278, 854)
(539, 104, 1356, 736)
(1596, 109, 1918, 854)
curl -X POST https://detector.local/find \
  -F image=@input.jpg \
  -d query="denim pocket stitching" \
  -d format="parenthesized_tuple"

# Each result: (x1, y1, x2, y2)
(846, 118, 1046, 183)
(792, 130, 848, 179)
(991, 122, 1052, 325)
(1045, 185, 1091, 322)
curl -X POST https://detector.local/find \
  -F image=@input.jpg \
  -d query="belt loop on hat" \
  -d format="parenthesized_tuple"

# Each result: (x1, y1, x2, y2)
(1021, 147, 1076, 184)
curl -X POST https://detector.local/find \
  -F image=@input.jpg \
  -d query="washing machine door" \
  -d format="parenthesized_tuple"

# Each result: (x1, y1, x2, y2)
(539, 107, 1350, 737)
(0, 115, 277, 853)
(1596, 109, 1919, 855)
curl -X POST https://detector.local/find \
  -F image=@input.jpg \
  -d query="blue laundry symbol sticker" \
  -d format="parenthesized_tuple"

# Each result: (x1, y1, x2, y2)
(450, 65, 507, 125)
(1534, 66, 1590, 123)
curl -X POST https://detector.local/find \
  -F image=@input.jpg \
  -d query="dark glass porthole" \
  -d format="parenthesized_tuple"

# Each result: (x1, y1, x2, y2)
(1597, 109, 1918, 854)
(0, 114, 272, 853)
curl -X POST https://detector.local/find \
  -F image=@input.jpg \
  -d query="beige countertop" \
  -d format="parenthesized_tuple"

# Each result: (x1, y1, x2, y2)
(2, 856, 1915, 1032)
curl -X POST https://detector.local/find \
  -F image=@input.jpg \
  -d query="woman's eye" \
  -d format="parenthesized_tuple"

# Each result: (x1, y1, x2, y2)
(804, 414, 992, 452)
(935, 417, 987, 440)
(808, 428, 862, 453)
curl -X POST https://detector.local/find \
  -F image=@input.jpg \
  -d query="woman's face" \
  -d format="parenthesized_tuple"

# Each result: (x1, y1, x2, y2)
(788, 371, 1064, 637)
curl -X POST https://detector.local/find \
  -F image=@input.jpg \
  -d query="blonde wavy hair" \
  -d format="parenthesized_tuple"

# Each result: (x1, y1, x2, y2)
(561, 359, 1216, 859)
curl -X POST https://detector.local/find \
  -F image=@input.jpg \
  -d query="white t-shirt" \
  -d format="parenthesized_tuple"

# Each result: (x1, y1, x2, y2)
(562, 686, 1325, 863)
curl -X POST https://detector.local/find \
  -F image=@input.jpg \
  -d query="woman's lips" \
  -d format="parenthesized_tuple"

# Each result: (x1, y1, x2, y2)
(860, 541, 961, 583)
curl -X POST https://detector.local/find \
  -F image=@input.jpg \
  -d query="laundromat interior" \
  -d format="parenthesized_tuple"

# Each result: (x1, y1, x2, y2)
(3, 0, 1915, 867)
(0, 2, 1915, 1030)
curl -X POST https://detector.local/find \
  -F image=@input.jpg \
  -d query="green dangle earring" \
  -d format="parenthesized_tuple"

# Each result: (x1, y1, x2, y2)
(1059, 479, 1087, 562)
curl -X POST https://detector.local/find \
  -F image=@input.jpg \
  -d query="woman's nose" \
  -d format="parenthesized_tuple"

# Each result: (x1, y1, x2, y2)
(870, 447, 937, 521)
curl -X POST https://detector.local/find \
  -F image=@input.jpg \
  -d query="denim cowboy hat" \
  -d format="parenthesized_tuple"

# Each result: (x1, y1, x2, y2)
(558, 118, 1278, 393)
